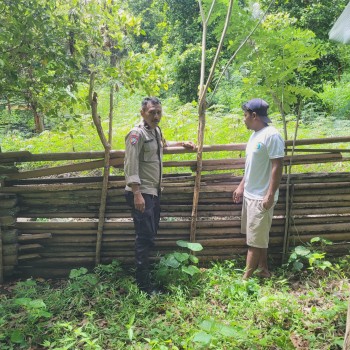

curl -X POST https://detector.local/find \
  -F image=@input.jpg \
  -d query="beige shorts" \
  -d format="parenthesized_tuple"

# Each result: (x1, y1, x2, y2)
(241, 196, 276, 249)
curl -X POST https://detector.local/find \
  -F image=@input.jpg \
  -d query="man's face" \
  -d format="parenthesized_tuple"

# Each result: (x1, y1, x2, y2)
(141, 102, 162, 129)
(243, 110, 254, 130)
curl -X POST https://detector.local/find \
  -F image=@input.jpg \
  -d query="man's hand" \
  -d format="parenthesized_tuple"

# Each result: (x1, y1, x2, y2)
(232, 185, 244, 204)
(182, 141, 197, 150)
(262, 194, 274, 210)
(134, 192, 145, 213)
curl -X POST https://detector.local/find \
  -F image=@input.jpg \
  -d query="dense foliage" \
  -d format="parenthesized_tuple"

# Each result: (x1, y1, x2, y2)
(1, 0, 350, 137)
(0, 251, 349, 349)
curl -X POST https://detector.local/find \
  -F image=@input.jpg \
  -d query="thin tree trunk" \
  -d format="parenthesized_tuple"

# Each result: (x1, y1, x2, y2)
(89, 71, 112, 265)
(190, 0, 234, 242)
(345, 287, 350, 350)
(31, 103, 44, 133)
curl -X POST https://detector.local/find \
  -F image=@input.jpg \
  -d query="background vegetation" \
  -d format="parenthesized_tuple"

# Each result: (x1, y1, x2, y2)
(1, 0, 350, 155)
(1, 1, 350, 349)
(0, 245, 349, 349)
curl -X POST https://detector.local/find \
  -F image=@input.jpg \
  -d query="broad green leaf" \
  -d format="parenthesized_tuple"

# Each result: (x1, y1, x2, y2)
(28, 299, 46, 309)
(293, 261, 304, 271)
(189, 255, 199, 264)
(14, 298, 32, 306)
(199, 319, 215, 332)
(181, 265, 200, 276)
(176, 240, 203, 252)
(174, 252, 189, 262)
(218, 324, 237, 337)
(165, 255, 180, 268)
(295, 246, 311, 256)
(10, 330, 25, 344)
(193, 331, 212, 344)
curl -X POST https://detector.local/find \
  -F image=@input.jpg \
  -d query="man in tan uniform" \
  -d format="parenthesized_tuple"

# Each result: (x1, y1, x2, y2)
(124, 97, 196, 294)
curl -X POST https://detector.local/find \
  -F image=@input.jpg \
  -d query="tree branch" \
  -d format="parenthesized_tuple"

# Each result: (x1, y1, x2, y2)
(208, 0, 275, 103)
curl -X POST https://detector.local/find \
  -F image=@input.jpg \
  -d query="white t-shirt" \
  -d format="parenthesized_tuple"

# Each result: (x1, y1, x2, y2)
(244, 126, 284, 201)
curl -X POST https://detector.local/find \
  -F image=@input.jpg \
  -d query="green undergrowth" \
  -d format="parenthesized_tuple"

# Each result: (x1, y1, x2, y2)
(0, 253, 349, 350)
(1, 91, 350, 173)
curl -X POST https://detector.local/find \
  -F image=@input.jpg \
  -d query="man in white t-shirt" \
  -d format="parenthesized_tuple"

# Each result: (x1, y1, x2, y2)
(233, 98, 284, 279)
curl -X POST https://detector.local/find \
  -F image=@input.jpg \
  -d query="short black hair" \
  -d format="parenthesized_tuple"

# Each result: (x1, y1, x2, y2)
(141, 97, 161, 110)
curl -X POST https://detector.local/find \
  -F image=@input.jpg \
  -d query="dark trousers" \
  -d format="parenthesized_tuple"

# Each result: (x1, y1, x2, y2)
(125, 191, 161, 289)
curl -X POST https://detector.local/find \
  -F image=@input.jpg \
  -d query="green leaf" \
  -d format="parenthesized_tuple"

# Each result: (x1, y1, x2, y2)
(295, 246, 311, 256)
(218, 325, 237, 337)
(28, 299, 46, 309)
(14, 298, 32, 307)
(176, 240, 203, 252)
(69, 267, 88, 279)
(199, 319, 215, 332)
(181, 265, 200, 276)
(165, 255, 181, 268)
(174, 252, 189, 262)
(193, 331, 212, 344)
(189, 255, 199, 264)
(10, 330, 25, 344)
(293, 261, 304, 271)
(310, 237, 321, 243)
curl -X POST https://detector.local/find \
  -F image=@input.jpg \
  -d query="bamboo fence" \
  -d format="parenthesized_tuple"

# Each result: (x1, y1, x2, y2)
(0, 136, 350, 279)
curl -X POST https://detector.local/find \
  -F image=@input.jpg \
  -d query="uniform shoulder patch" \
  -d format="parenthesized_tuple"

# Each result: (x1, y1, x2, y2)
(129, 130, 140, 145)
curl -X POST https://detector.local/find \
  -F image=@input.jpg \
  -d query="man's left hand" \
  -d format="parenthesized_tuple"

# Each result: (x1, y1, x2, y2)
(182, 141, 197, 150)
(262, 195, 274, 210)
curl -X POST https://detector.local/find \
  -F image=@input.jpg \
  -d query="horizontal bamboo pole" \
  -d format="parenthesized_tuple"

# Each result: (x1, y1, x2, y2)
(18, 233, 52, 241)
(0, 150, 124, 162)
(5, 158, 124, 181)
(286, 148, 350, 153)
(19, 244, 43, 252)
(1, 136, 349, 163)
(18, 254, 41, 261)
(284, 136, 350, 146)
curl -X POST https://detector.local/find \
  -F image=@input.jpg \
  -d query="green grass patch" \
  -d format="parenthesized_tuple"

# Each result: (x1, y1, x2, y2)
(0, 254, 348, 349)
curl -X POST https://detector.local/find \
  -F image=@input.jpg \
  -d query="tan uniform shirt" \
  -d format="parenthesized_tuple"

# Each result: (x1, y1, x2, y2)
(124, 121, 166, 196)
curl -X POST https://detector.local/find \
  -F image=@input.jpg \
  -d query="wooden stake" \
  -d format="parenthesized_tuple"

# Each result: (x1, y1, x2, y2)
(0, 226, 3, 284)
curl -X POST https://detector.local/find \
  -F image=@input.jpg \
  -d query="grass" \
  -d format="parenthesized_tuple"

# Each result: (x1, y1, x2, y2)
(0, 255, 348, 349)
(1, 90, 350, 173)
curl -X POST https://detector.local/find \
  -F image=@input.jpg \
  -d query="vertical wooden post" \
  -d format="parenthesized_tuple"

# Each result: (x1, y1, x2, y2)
(190, 0, 234, 243)
(282, 104, 301, 262)
(90, 71, 112, 265)
(0, 226, 3, 284)
(345, 286, 350, 350)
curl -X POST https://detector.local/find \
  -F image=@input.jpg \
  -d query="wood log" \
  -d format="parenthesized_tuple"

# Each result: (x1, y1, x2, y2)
(0, 216, 15, 226)
(291, 201, 350, 209)
(286, 148, 350, 153)
(3, 255, 17, 265)
(2, 244, 18, 256)
(5, 175, 125, 186)
(2, 230, 18, 244)
(18, 233, 52, 241)
(292, 194, 350, 202)
(0, 166, 19, 174)
(18, 254, 41, 261)
(5, 158, 124, 181)
(284, 136, 350, 146)
(0, 150, 124, 162)
(19, 244, 43, 252)
(0, 198, 18, 208)
(3, 266, 14, 277)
